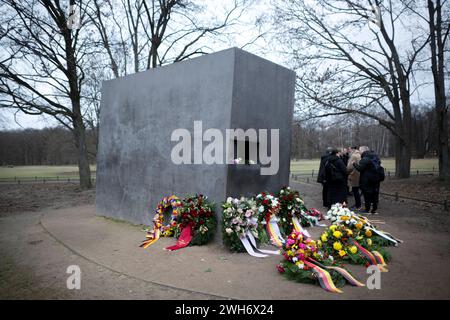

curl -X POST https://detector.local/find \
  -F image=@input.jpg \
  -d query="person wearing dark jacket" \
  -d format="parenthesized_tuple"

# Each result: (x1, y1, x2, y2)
(353, 150, 382, 214)
(324, 149, 348, 209)
(317, 147, 333, 207)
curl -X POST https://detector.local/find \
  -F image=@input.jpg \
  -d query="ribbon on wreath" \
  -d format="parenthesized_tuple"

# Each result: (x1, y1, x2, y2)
(372, 250, 388, 267)
(246, 231, 280, 255)
(265, 216, 285, 247)
(369, 227, 403, 245)
(165, 223, 193, 251)
(349, 238, 388, 272)
(308, 258, 365, 287)
(140, 228, 161, 249)
(359, 217, 403, 245)
(239, 236, 268, 258)
(303, 260, 343, 293)
(292, 217, 311, 238)
(238, 231, 280, 258)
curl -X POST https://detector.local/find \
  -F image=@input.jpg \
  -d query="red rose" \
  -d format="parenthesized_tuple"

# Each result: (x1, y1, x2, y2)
(276, 264, 285, 273)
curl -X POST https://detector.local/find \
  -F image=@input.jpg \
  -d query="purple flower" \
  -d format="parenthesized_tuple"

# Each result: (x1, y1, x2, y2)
(286, 238, 295, 247)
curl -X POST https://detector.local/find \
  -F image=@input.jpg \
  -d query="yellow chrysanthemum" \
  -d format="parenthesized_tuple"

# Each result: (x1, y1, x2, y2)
(365, 229, 373, 237)
(333, 241, 342, 251)
(356, 222, 363, 230)
(321, 234, 328, 242)
(346, 229, 353, 237)
(330, 225, 337, 232)
(339, 250, 347, 257)
(367, 239, 372, 246)
(317, 240, 323, 247)
(333, 231, 342, 239)
(287, 250, 294, 257)
(349, 246, 358, 254)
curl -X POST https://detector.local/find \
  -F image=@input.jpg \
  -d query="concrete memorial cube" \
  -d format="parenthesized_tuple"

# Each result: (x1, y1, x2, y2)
(96, 47, 295, 234)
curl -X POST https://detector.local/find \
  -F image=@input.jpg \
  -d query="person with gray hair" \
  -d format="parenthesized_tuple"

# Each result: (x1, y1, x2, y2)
(359, 146, 370, 153)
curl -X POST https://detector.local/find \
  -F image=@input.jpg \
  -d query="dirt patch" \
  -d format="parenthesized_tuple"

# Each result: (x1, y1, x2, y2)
(0, 183, 95, 216)
(381, 176, 450, 211)
(1, 181, 450, 299)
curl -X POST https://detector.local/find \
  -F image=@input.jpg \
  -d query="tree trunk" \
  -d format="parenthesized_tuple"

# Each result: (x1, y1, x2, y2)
(427, 0, 449, 187)
(73, 114, 92, 189)
(438, 108, 450, 184)
(395, 137, 411, 179)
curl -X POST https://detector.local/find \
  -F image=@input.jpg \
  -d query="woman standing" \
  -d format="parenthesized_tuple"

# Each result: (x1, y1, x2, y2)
(325, 149, 348, 209)
(347, 150, 362, 210)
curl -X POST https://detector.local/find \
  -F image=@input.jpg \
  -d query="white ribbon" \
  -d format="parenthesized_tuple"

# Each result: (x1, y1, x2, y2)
(239, 236, 268, 258)
(246, 231, 280, 255)
(370, 227, 402, 246)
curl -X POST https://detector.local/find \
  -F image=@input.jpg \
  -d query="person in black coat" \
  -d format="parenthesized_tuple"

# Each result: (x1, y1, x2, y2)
(324, 149, 348, 209)
(353, 150, 382, 214)
(317, 147, 333, 207)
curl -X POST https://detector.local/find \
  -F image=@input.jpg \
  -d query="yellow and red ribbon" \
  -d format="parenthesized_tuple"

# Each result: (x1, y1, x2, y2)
(303, 260, 342, 293)
(350, 238, 388, 272)
(265, 216, 284, 247)
(308, 258, 365, 287)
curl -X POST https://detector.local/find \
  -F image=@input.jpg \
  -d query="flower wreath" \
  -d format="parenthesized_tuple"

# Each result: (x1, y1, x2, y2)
(140, 195, 182, 249)
(325, 203, 401, 247)
(318, 224, 390, 271)
(172, 194, 216, 247)
(255, 192, 284, 247)
(277, 230, 364, 293)
(277, 187, 322, 236)
(221, 197, 273, 256)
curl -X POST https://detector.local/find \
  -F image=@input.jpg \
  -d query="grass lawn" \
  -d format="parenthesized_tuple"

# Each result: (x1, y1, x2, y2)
(291, 158, 439, 174)
(0, 158, 439, 179)
(0, 165, 96, 179)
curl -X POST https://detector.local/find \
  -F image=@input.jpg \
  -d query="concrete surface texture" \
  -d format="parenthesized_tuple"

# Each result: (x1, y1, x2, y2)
(96, 47, 295, 228)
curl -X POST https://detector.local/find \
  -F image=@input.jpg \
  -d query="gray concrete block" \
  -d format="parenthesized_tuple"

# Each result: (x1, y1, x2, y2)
(96, 47, 295, 241)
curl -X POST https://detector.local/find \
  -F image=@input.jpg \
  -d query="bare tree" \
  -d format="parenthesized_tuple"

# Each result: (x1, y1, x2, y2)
(0, 0, 93, 188)
(427, 0, 449, 185)
(275, 0, 430, 178)
(89, 0, 252, 76)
